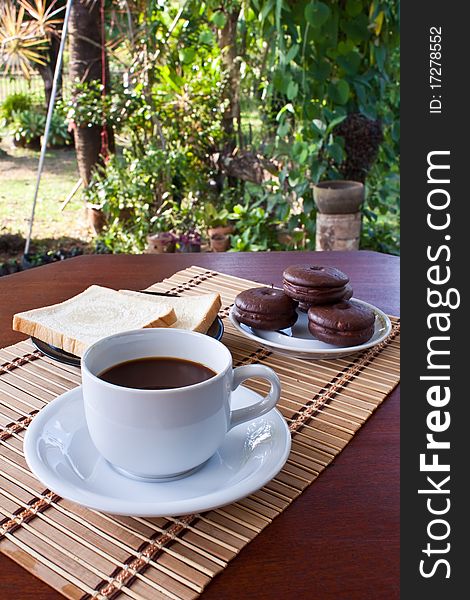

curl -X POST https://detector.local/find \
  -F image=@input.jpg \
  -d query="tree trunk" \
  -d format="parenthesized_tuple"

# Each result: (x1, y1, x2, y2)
(37, 35, 62, 109)
(69, 1, 101, 87)
(74, 125, 102, 185)
(217, 6, 242, 153)
(69, 0, 114, 186)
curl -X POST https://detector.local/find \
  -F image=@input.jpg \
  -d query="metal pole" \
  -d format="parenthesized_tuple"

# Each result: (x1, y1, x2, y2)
(24, 0, 74, 255)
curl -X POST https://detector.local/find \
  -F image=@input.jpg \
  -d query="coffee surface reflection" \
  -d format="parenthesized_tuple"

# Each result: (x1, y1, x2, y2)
(98, 357, 216, 390)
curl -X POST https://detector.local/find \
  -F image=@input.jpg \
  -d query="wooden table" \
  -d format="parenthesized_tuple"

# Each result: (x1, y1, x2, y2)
(0, 251, 400, 599)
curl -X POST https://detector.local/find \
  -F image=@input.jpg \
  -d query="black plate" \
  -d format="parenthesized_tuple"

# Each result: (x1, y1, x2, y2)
(31, 316, 225, 367)
(31, 337, 82, 366)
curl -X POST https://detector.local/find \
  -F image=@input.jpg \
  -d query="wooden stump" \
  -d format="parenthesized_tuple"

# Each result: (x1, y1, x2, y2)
(315, 212, 361, 251)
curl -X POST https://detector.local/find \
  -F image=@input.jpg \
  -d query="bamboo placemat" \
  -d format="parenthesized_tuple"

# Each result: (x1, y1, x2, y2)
(0, 266, 400, 600)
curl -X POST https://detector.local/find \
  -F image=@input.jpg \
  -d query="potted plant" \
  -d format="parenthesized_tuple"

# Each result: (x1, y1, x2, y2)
(146, 231, 177, 253)
(204, 202, 233, 236)
(12, 110, 46, 149)
(178, 229, 202, 253)
(203, 202, 234, 252)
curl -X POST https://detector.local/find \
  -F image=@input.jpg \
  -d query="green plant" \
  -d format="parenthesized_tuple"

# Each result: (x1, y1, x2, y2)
(48, 107, 73, 147)
(1, 92, 32, 124)
(202, 202, 232, 229)
(9, 102, 72, 148)
(361, 167, 400, 254)
(86, 142, 207, 253)
(12, 109, 46, 146)
(229, 189, 281, 252)
(62, 81, 107, 128)
(77, 0, 399, 254)
(250, 0, 400, 253)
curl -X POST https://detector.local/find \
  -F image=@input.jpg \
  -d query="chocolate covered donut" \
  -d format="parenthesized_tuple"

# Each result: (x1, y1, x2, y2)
(307, 300, 375, 347)
(298, 283, 353, 312)
(234, 287, 298, 330)
(283, 265, 352, 311)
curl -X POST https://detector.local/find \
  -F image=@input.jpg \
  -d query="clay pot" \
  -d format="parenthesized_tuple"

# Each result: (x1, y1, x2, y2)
(13, 136, 41, 150)
(119, 207, 134, 222)
(313, 180, 364, 214)
(179, 242, 201, 253)
(276, 228, 292, 246)
(146, 232, 176, 254)
(86, 203, 107, 235)
(210, 233, 231, 252)
(276, 227, 306, 248)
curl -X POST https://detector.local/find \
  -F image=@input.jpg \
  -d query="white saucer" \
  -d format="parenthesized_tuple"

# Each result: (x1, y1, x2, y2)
(24, 386, 291, 516)
(229, 299, 392, 360)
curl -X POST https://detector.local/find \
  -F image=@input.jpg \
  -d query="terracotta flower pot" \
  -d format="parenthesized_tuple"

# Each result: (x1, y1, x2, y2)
(86, 203, 107, 235)
(13, 136, 41, 150)
(276, 227, 306, 248)
(146, 233, 176, 254)
(313, 180, 364, 214)
(179, 242, 201, 253)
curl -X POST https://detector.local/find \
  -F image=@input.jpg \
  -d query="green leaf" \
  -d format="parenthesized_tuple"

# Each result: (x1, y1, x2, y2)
(210, 11, 227, 29)
(287, 80, 299, 100)
(391, 122, 400, 143)
(328, 80, 350, 105)
(337, 51, 362, 75)
(374, 44, 386, 72)
(198, 30, 214, 45)
(276, 103, 295, 120)
(284, 44, 299, 63)
(298, 147, 309, 164)
(341, 14, 370, 43)
(353, 81, 367, 108)
(179, 47, 195, 65)
(273, 70, 287, 93)
(304, 1, 331, 28)
(304, 101, 321, 120)
(312, 119, 326, 135)
(327, 142, 344, 163)
(326, 114, 347, 134)
(275, 71, 294, 95)
(310, 58, 331, 82)
(277, 121, 290, 137)
(345, 0, 363, 17)
(310, 159, 326, 183)
(259, 0, 275, 22)
(337, 40, 356, 55)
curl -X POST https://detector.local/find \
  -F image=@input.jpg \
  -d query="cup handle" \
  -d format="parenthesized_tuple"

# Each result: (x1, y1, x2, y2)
(229, 364, 281, 430)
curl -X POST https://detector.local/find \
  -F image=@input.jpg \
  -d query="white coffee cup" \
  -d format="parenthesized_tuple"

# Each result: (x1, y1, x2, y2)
(81, 328, 281, 481)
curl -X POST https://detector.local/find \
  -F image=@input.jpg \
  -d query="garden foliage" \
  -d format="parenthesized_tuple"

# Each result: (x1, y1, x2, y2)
(79, 0, 399, 253)
(1, 91, 72, 148)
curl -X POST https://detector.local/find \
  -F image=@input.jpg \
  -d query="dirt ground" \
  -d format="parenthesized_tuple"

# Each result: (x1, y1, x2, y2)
(0, 135, 92, 263)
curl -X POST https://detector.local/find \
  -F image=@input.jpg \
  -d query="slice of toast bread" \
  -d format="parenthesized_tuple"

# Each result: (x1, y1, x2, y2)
(13, 285, 177, 357)
(119, 290, 221, 334)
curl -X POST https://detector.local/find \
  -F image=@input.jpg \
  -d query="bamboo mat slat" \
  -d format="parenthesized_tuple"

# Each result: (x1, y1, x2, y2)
(0, 266, 400, 600)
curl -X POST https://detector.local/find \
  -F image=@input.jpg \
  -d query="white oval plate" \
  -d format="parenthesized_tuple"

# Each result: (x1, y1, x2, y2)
(229, 299, 392, 360)
(24, 385, 291, 517)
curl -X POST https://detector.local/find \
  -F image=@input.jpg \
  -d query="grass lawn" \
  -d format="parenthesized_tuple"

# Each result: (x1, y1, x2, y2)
(0, 135, 92, 261)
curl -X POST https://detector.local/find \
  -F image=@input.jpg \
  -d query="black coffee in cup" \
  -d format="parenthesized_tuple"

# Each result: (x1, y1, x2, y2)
(98, 356, 216, 390)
